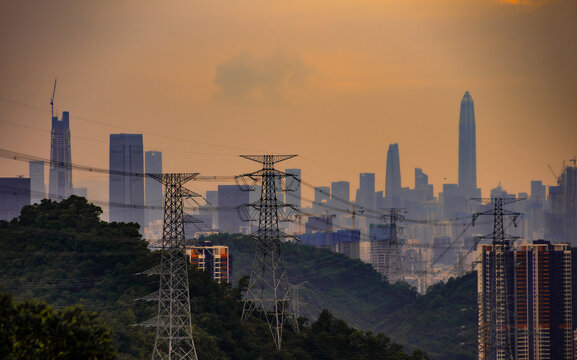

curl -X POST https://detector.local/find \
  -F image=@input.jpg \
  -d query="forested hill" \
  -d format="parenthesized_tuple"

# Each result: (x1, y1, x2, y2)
(209, 234, 478, 359)
(0, 196, 428, 360)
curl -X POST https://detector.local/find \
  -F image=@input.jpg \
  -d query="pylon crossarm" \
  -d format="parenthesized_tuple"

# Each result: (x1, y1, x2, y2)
(240, 154, 297, 165)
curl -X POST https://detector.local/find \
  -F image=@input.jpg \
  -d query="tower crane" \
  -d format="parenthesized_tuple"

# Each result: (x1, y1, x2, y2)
(50, 79, 57, 119)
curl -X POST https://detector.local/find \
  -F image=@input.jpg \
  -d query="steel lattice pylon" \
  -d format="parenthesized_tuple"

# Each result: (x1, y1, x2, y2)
(239, 154, 298, 350)
(149, 173, 199, 360)
(381, 208, 406, 283)
(473, 197, 523, 360)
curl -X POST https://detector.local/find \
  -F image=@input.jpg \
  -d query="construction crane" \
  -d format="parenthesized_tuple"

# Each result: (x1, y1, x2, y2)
(50, 79, 57, 119)
(347, 205, 364, 230)
(547, 164, 558, 184)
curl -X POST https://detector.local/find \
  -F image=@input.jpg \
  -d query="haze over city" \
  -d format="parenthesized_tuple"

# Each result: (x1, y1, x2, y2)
(1, 0, 576, 205)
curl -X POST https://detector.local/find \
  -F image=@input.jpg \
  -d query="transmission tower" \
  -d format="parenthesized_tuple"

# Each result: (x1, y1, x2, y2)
(381, 208, 406, 283)
(473, 197, 523, 360)
(148, 173, 200, 360)
(239, 155, 299, 350)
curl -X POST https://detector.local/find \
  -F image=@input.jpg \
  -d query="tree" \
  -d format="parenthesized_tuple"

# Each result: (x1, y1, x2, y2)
(1, 293, 117, 360)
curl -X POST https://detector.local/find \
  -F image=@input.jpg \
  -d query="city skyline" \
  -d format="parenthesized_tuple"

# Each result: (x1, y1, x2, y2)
(1, 0, 576, 205)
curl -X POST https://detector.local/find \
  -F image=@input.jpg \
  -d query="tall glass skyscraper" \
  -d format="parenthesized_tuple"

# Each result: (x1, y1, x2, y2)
(49, 111, 72, 200)
(385, 143, 402, 199)
(145, 151, 163, 227)
(29, 160, 45, 204)
(109, 134, 144, 228)
(458, 91, 477, 198)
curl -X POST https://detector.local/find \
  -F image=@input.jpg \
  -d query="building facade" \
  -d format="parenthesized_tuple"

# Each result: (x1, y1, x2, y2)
(49, 111, 72, 200)
(478, 240, 572, 359)
(186, 241, 230, 283)
(385, 143, 402, 200)
(29, 160, 45, 204)
(109, 134, 144, 228)
(0, 177, 31, 221)
(458, 91, 482, 199)
(217, 185, 249, 234)
(145, 150, 163, 228)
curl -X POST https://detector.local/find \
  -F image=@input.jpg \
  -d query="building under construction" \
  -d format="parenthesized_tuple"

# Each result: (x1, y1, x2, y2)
(478, 240, 572, 359)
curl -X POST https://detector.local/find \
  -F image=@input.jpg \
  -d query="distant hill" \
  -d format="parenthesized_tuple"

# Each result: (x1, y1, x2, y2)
(209, 234, 477, 359)
(8, 198, 574, 359)
(0, 197, 428, 360)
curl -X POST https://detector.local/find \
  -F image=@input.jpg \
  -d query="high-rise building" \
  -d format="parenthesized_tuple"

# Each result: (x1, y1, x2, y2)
(72, 187, 87, 198)
(186, 241, 231, 283)
(414, 167, 434, 202)
(331, 181, 350, 212)
(458, 91, 478, 198)
(546, 163, 577, 245)
(357, 173, 376, 210)
(0, 177, 30, 221)
(385, 143, 402, 199)
(49, 111, 72, 200)
(145, 151, 163, 227)
(29, 161, 45, 204)
(369, 223, 394, 277)
(530, 180, 546, 205)
(314, 186, 330, 212)
(217, 185, 249, 234)
(478, 240, 573, 359)
(109, 134, 144, 228)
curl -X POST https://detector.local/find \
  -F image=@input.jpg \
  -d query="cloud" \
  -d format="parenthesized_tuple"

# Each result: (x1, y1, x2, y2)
(499, 0, 553, 5)
(214, 52, 312, 102)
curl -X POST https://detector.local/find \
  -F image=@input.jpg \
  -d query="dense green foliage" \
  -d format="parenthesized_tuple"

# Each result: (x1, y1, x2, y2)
(208, 234, 418, 330)
(0, 197, 428, 359)
(374, 274, 477, 360)
(208, 234, 477, 359)
(0, 293, 117, 359)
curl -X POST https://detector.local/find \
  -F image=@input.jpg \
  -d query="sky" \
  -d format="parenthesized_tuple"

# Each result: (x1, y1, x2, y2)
(0, 0, 576, 209)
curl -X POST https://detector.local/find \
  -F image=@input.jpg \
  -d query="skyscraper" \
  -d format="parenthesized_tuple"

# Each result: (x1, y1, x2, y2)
(331, 181, 350, 211)
(145, 151, 163, 227)
(29, 160, 45, 204)
(314, 186, 330, 212)
(217, 185, 249, 234)
(458, 91, 477, 198)
(49, 111, 72, 200)
(385, 143, 401, 199)
(478, 240, 573, 359)
(109, 134, 144, 228)
(546, 163, 577, 245)
(0, 177, 30, 221)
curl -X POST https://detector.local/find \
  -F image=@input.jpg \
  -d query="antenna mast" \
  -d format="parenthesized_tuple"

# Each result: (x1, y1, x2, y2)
(50, 79, 57, 119)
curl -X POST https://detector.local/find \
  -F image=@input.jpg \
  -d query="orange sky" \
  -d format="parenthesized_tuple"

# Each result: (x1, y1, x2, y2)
(0, 0, 576, 207)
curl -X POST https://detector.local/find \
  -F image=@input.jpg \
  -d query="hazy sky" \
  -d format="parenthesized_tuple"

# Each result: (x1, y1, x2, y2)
(1, 0, 576, 206)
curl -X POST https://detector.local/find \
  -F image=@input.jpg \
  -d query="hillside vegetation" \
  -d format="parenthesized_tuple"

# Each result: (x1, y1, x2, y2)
(0, 197, 428, 359)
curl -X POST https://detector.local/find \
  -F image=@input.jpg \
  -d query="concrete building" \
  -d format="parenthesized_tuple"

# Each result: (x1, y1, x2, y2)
(217, 185, 249, 234)
(331, 181, 350, 210)
(385, 143, 402, 203)
(0, 177, 30, 221)
(145, 151, 163, 227)
(313, 186, 330, 213)
(186, 240, 231, 283)
(109, 134, 144, 228)
(29, 160, 45, 204)
(478, 240, 573, 359)
(546, 163, 577, 245)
